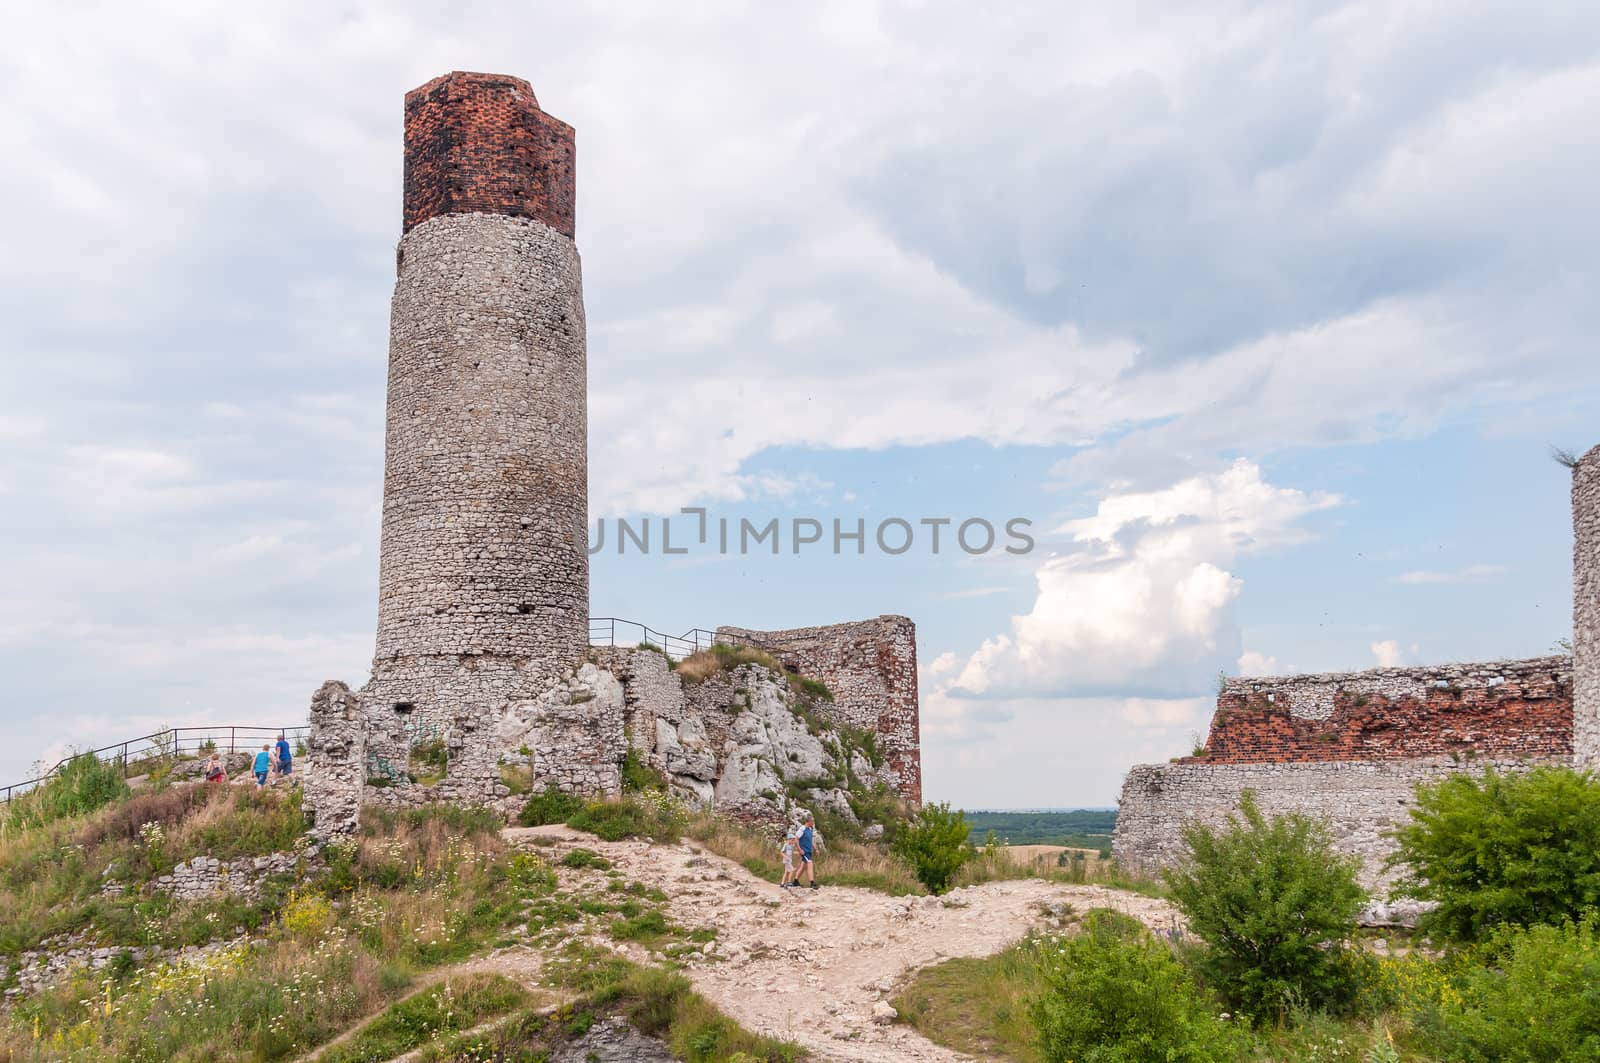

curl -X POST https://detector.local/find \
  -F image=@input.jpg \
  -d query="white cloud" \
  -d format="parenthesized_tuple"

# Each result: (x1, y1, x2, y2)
(944, 461, 1339, 699)
(1371, 639, 1405, 667)
(1395, 564, 1506, 585)
(1237, 650, 1280, 676)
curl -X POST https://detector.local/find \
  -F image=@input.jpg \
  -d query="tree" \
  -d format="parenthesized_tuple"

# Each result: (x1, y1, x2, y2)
(892, 802, 972, 893)
(1390, 765, 1600, 941)
(1165, 791, 1368, 1021)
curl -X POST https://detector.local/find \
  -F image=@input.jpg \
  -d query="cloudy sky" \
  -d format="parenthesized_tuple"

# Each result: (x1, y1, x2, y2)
(2, 1, 1596, 805)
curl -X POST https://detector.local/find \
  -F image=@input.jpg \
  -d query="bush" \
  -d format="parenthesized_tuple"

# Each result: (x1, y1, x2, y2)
(1402, 914, 1600, 1061)
(8, 752, 129, 829)
(567, 793, 687, 842)
(621, 747, 668, 793)
(1389, 765, 1600, 941)
(280, 889, 335, 941)
(1031, 909, 1247, 1063)
(1165, 791, 1368, 1021)
(892, 802, 972, 894)
(519, 789, 584, 827)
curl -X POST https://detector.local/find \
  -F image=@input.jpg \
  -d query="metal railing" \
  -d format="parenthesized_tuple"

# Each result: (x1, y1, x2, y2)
(2, 724, 310, 804)
(3, 616, 720, 802)
(588, 617, 720, 660)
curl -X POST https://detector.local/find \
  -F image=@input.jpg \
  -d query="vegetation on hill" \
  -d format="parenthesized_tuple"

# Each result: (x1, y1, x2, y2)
(961, 809, 1117, 853)
(899, 767, 1600, 1063)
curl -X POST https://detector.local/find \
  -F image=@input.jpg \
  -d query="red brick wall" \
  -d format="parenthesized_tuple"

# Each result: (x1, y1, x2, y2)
(1196, 664, 1571, 764)
(403, 72, 575, 237)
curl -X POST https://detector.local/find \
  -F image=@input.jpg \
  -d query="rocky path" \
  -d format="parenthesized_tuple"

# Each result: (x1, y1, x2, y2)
(504, 826, 1182, 1062)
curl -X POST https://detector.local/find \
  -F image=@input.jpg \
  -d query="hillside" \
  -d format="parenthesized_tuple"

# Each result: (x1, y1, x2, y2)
(0, 753, 1165, 1062)
(962, 810, 1117, 853)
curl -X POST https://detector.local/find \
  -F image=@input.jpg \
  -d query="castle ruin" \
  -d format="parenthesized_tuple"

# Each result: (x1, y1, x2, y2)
(304, 73, 921, 834)
(1114, 445, 1600, 921)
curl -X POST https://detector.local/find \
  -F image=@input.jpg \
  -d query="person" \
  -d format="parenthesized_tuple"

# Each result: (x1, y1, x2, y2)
(779, 827, 799, 888)
(204, 752, 227, 784)
(253, 743, 271, 788)
(796, 816, 818, 890)
(274, 734, 293, 778)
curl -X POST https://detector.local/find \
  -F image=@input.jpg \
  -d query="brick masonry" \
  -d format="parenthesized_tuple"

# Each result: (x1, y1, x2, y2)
(404, 72, 575, 237)
(1200, 657, 1571, 763)
(716, 616, 922, 804)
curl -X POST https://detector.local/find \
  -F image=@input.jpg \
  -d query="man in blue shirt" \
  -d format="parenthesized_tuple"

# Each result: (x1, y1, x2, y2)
(796, 816, 818, 890)
(274, 734, 293, 777)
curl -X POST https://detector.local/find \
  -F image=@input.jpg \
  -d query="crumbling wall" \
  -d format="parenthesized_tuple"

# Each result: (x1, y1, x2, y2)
(1202, 658, 1571, 763)
(1574, 444, 1600, 769)
(716, 616, 921, 803)
(1113, 756, 1565, 923)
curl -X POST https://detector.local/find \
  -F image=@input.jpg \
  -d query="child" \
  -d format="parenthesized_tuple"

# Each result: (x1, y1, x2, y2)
(204, 753, 227, 784)
(253, 744, 272, 788)
(779, 828, 799, 888)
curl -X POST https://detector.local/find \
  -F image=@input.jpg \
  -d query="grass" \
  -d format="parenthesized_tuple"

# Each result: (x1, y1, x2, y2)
(894, 936, 1050, 1062)
(673, 643, 784, 684)
(565, 793, 688, 842)
(684, 812, 926, 895)
(0, 795, 561, 1062)
(951, 841, 1169, 898)
(315, 973, 532, 1063)
(424, 942, 803, 1062)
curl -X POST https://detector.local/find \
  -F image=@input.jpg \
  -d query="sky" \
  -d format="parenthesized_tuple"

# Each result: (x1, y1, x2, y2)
(1, 1, 1597, 806)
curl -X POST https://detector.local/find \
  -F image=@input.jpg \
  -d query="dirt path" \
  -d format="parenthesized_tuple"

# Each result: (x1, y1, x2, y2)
(504, 826, 1182, 1063)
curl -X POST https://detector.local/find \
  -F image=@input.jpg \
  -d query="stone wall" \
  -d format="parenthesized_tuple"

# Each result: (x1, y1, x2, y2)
(1113, 757, 1564, 923)
(716, 616, 921, 803)
(1574, 444, 1600, 769)
(1202, 657, 1571, 763)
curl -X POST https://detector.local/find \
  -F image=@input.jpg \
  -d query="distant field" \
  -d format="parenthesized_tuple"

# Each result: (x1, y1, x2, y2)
(962, 809, 1117, 854)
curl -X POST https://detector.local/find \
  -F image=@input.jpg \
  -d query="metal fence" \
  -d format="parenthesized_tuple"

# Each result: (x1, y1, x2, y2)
(2, 725, 310, 804)
(2, 617, 720, 802)
(587, 617, 720, 659)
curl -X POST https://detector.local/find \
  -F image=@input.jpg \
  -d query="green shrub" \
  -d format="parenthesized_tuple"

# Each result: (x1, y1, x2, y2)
(518, 789, 584, 827)
(793, 676, 833, 702)
(8, 752, 129, 829)
(1402, 914, 1600, 1061)
(1389, 765, 1600, 941)
(892, 802, 972, 894)
(560, 847, 612, 870)
(1165, 791, 1368, 1022)
(1031, 910, 1246, 1062)
(621, 746, 668, 793)
(567, 794, 686, 842)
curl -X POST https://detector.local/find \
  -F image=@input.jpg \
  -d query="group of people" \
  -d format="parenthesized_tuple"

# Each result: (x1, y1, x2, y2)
(202, 735, 294, 788)
(779, 815, 819, 890)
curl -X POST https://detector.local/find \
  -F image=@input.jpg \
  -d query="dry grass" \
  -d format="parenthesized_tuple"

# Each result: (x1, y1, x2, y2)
(952, 843, 1168, 897)
(685, 812, 926, 895)
(673, 643, 784, 684)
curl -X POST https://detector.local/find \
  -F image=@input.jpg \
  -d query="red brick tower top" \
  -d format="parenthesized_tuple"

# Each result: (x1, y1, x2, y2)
(403, 71, 575, 237)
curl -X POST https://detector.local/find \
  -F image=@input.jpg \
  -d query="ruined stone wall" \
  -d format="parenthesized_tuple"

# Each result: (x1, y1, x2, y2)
(716, 616, 921, 803)
(1574, 444, 1600, 769)
(1113, 756, 1565, 921)
(1202, 657, 1571, 763)
(368, 71, 588, 736)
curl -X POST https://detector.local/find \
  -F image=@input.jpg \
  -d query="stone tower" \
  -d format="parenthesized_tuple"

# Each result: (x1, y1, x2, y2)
(1574, 445, 1600, 769)
(366, 71, 589, 730)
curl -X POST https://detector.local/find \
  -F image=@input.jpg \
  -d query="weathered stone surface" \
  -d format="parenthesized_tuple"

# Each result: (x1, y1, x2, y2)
(305, 680, 364, 838)
(550, 1016, 673, 1063)
(1575, 444, 1600, 769)
(718, 616, 921, 802)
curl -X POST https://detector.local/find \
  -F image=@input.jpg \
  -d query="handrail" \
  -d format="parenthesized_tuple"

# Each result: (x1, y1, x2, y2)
(2, 724, 310, 805)
(586, 617, 719, 660)
(4, 616, 718, 802)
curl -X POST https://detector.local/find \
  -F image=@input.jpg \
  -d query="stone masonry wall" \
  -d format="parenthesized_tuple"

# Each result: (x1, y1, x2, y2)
(717, 616, 922, 804)
(1574, 444, 1600, 769)
(1113, 757, 1566, 922)
(1202, 657, 1571, 763)
(368, 208, 589, 734)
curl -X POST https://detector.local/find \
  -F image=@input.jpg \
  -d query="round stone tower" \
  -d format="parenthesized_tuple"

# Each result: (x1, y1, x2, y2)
(366, 71, 588, 730)
(1573, 444, 1600, 769)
